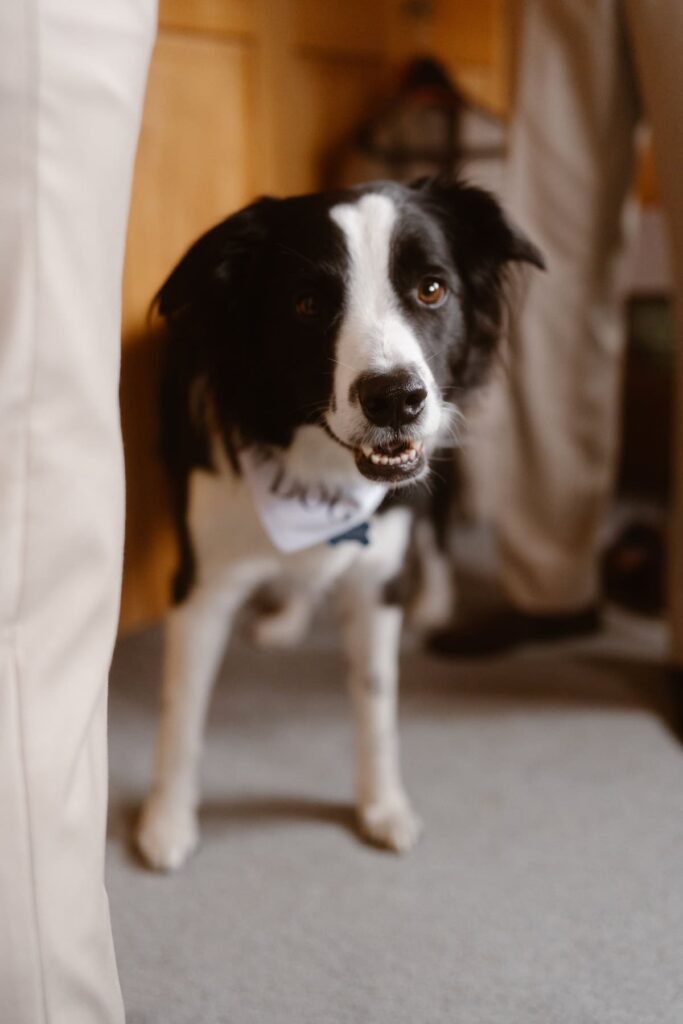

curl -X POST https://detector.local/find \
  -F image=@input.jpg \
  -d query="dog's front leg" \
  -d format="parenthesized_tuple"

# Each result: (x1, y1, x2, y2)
(341, 583, 422, 853)
(137, 585, 238, 871)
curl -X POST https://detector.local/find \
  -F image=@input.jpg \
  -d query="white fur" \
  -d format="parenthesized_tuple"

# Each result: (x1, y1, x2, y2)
(338, 506, 422, 851)
(137, 424, 421, 869)
(252, 588, 314, 648)
(326, 193, 444, 448)
(409, 519, 456, 631)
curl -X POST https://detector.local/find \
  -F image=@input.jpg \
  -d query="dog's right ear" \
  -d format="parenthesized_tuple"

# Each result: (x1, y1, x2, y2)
(154, 197, 276, 511)
(154, 196, 276, 321)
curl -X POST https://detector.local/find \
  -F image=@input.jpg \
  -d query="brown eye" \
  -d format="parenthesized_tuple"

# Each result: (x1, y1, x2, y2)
(417, 277, 447, 307)
(295, 294, 319, 318)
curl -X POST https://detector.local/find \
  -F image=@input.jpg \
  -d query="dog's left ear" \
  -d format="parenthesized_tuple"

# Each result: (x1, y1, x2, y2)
(411, 176, 544, 387)
(411, 175, 544, 273)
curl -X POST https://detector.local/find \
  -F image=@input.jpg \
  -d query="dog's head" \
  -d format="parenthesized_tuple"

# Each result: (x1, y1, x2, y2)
(157, 178, 543, 485)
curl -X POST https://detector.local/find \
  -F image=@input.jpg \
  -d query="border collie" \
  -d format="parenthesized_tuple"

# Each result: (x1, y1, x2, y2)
(136, 177, 542, 869)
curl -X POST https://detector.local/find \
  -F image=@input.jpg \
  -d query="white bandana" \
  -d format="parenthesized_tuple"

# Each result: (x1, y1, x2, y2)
(239, 446, 387, 553)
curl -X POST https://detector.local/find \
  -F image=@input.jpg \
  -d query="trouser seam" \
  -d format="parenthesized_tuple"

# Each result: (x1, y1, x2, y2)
(11, 0, 51, 1018)
(11, 631, 50, 1024)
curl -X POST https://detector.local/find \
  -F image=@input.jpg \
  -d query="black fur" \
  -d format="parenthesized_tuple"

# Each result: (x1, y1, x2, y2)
(154, 178, 542, 602)
(407, 177, 543, 389)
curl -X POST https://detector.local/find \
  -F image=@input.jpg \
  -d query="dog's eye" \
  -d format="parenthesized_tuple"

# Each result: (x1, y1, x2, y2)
(416, 277, 447, 308)
(294, 293, 319, 318)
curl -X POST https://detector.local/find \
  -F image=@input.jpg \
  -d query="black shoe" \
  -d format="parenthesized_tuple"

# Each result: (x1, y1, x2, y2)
(602, 521, 665, 617)
(429, 605, 602, 658)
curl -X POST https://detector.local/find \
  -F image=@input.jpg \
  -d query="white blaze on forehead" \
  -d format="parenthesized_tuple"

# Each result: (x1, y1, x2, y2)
(330, 193, 398, 342)
(330, 193, 434, 372)
(327, 192, 442, 441)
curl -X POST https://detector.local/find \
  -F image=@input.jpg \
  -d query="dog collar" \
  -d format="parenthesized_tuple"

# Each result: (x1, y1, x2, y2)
(239, 447, 386, 553)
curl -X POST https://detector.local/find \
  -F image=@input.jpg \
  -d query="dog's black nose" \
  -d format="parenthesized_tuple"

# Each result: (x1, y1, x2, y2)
(356, 370, 427, 428)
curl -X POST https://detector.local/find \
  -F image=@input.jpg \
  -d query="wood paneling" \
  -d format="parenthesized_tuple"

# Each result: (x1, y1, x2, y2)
(159, 0, 257, 37)
(123, 33, 259, 336)
(120, 29, 261, 631)
(293, 0, 385, 56)
(283, 53, 388, 193)
(120, 326, 175, 632)
(387, 0, 513, 114)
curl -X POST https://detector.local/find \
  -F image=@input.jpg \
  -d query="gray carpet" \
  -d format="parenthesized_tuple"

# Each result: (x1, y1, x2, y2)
(107, 606, 683, 1024)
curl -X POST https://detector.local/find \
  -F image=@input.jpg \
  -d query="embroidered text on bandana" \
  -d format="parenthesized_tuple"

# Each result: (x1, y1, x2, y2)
(240, 447, 387, 553)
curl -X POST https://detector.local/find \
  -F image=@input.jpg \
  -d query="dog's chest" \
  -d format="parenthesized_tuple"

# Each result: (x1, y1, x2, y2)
(187, 462, 364, 592)
(184, 425, 414, 605)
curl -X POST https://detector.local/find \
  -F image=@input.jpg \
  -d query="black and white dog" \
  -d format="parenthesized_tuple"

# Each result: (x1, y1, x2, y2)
(137, 177, 542, 869)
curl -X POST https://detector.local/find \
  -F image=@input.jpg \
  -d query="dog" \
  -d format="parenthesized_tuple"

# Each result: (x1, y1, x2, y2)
(136, 177, 543, 870)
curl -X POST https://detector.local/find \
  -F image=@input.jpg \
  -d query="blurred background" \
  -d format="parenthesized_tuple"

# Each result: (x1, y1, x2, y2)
(107, 7, 683, 1020)
(118, 0, 674, 635)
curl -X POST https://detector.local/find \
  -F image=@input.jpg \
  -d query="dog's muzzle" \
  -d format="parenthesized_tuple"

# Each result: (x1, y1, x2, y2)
(350, 368, 429, 484)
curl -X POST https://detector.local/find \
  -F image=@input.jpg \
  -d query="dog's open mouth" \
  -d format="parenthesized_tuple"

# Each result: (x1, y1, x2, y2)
(354, 439, 425, 483)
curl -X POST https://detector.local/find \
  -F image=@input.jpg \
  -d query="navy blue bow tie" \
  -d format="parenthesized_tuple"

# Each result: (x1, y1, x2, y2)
(328, 521, 371, 547)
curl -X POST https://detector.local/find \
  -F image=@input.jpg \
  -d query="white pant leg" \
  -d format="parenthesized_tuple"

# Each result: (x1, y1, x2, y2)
(0, 2, 155, 1021)
(496, 0, 640, 612)
(624, 0, 683, 662)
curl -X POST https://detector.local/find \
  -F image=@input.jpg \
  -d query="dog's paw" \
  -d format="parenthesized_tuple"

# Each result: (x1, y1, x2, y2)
(358, 796, 423, 853)
(136, 793, 199, 872)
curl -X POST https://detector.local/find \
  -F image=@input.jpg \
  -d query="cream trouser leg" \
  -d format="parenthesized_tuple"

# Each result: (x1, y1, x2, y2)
(497, 0, 640, 614)
(0, 2, 155, 1022)
(499, 0, 683, 653)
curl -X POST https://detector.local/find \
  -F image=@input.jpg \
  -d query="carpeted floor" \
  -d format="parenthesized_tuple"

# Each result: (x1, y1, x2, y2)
(107, 597, 683, 1024)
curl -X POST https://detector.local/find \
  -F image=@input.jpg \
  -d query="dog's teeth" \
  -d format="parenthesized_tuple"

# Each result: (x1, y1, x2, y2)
(365, 441, 423, 469)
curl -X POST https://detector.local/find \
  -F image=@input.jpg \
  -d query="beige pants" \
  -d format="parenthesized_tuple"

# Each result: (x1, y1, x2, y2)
(0, 2, 155, 1021)
(496, 0, 683, 657)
